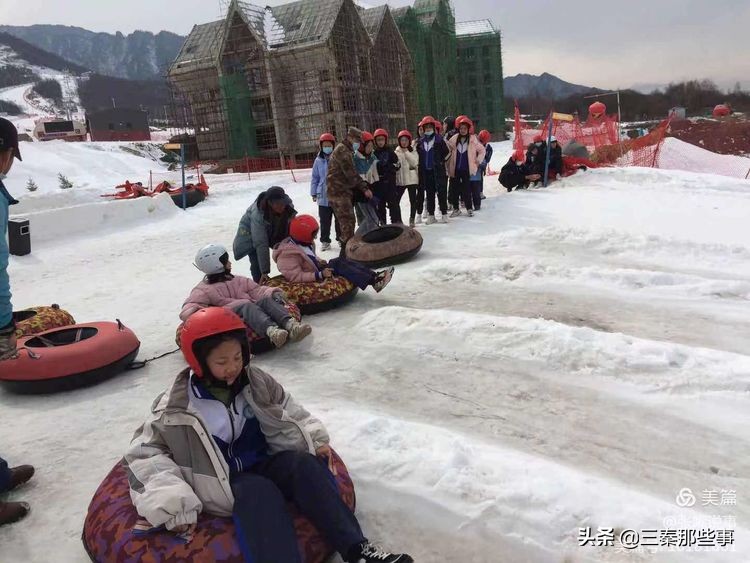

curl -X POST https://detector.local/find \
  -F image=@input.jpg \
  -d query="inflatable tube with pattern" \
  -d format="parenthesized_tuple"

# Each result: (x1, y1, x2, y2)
(346, 225, 423, 268)
(82, 450, 356, 563)
(14, 305, 75, 338)
(266, 276, 358, 315)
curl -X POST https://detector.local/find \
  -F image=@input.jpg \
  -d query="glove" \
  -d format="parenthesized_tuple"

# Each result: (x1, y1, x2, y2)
(0, 322, 18, 361)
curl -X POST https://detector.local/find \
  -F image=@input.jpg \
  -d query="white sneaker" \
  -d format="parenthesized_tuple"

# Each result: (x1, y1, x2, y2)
(321, 242, 331, 251)
(285, 320, 312, 342)
(373, 267, 394, 293)
(415, 215, 422, 225)
(440, 215, 448, 224)
(409, 221, 415, 228)
(266, 326, 289, 348)
(425, 215, 437, 225)
(449, 209, 461, 218)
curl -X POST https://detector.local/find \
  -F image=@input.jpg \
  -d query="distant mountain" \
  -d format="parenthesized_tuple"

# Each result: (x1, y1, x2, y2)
(0, 32, 88, 73)
(0, 25, 185, 80)
(504, 72, 602, 100)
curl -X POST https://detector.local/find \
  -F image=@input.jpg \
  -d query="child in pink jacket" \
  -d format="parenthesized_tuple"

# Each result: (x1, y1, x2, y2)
(182, 244, 311, 348)
(272, 216, 394, 292)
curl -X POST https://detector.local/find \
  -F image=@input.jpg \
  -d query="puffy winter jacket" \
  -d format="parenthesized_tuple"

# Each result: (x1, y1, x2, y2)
(499, 157, 530, 189)
(272, 238, 322, 283)
(310, 153, 331, 207)
(327, 141, 370, 202)
(394, 146, 419, 187)
(232, 189, 296, 275)
(125, 367, 329, 529)
(446, 134, 486, 178)
(180, 275, 280, 321)
(416, 134, 450, 179)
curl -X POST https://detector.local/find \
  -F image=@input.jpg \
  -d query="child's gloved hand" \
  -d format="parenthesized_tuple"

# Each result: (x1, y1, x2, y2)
(316, 445, 337, 476)
(259, 274, 271, 285)
(322, 268, 334, 279)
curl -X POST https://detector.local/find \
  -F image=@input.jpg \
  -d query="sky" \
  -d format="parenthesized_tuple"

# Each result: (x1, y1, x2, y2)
(1, 0, 748, 91)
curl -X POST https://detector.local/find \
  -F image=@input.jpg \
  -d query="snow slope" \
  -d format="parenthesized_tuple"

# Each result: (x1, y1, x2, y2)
(659, 137, 750, 179)
(0, 142, 748, 562)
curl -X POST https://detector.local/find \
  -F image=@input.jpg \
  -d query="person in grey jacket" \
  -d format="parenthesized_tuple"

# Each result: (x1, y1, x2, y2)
(125, 307, 412, 563)
(233, 187, 297, 284)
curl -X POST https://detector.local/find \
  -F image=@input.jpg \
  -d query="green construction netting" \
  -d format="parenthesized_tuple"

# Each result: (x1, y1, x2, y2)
(220, 74, 258, 158)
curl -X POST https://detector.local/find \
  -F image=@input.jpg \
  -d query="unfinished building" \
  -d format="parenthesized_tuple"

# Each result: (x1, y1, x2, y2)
(168, 0, 416, 162)
(456, 20, 505, 134)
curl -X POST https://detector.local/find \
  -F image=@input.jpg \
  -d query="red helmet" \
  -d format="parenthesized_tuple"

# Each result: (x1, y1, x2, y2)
(589, 101, 606, 117)
(513, 149, 525, 162)
(478, 130, 491, 144)
(435, 122, 442, 132)
(373, 128, 389, 141)
(456, 116, 473, 130)
(319, 133, 335, 144)
(397, 129, 412, 142)
(533, 134, 544, 143)
(180, 307, 249, 377)
(289, 214, 320, 245)
(361, 131, 374, 143)
(418, 115, 436, 127)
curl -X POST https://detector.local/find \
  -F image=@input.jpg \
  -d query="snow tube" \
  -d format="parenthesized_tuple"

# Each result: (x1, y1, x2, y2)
(13, 305, 75, 338)
(175, 302, 301, 355)
(346, 225, 423, 268)
(266, 276, 358, 315)
(170, 187, 206, 208)
(82, 450, 355, 563)
(0, 321, 140, 394)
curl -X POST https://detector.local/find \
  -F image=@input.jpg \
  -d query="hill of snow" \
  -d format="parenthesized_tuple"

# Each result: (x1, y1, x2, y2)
(0, 141, 748, 562)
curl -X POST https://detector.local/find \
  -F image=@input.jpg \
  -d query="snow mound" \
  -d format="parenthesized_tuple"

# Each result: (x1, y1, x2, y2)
(658, 137, 750, 178)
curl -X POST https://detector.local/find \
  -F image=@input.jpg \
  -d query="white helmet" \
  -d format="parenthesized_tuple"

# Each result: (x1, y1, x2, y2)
(550, 135, 557, 142)
(194, 244, 228, 275)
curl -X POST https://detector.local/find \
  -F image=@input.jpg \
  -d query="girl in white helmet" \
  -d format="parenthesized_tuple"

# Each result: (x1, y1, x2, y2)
(181, 243, 311, 348)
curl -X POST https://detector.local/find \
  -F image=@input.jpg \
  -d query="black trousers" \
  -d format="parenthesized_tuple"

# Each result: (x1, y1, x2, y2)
(423, 170, 447, 215)
(374, 182, 403, 225)
(470, 180, 482, 210)
(318, 205, 340, 244)
(403, 184, 423, 222)
(454, 171, 473, 211)
(232, 450, 365, 563)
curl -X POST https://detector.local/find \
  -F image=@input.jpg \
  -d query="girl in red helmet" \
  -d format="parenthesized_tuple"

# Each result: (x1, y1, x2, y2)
(499, 149, 541, 192)
(311, 133, 341, 251)
(372, 128, 403, 225)
(273, 215, 394, 292)
(469, 130, 493, 209)
(352, 132, 381, 236)
(182, 243, 312, 348)
(394, 129, 421, 227)
(446, 116, 486, 217)
(415, 116, 450, 224)
(125, 307, 412, 563)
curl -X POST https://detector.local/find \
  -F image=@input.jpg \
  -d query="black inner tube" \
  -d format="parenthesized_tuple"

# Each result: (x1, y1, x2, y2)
(361, 226, 403, 245)
(13, 310, 37, 323)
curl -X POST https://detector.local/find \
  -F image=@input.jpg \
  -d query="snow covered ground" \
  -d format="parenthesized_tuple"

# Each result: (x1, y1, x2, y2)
(0, 141, 748, 562)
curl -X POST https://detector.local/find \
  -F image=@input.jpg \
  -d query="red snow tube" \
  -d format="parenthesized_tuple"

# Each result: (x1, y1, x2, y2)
(175, 302, 302, 355)
(82, 451, 356, 563)
(13, 304, 75, 338)
(0, 321, 141, 394)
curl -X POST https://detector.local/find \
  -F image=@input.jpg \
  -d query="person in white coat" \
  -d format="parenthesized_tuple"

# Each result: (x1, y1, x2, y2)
(394, 130, 421, 227)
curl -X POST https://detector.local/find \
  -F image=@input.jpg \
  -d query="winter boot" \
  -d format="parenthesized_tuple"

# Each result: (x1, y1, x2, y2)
(285, 319, 312, 342)
(372, 267, 395, 293)
(321, 242, 331, 251)
(4, 465, 34, 492)
(467, 209, 474, 217)
(409, 220, 415, 228)
(266, 326, 289, 348)
(425, 215, 437, 225)
(0, 502, 30, 527)
(415, 215, 422, 225)
(440, 215, 449, 224)
(349, 541, 413, 563)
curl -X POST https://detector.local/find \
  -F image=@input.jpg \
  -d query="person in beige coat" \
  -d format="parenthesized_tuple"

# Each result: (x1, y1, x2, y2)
(394, 130, 422, 227)
(445, 116, 486, 217)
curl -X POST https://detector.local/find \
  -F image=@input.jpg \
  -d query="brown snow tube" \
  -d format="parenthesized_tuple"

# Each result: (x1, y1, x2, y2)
(346, 225, 423, 268)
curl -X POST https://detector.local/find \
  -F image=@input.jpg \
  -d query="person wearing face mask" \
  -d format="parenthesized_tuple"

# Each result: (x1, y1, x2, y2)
(352, 131, 381, 236)
(546, 135, 564, 181)
(372, 129, 402, 225)
(499, 149, 541, 192)
(310, 133, 340, 252)
(326, 127, 373, 257)
(416, 116, 450, 225)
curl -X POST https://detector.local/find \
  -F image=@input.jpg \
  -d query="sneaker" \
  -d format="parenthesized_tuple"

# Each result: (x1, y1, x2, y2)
(266, 326, 289, 348)
(415, 215, 422, 225)
(353, 541, 413, 563)
(5, 466, 34, 492)
(372, 267, 394, 293)
(284, 320, 312, 342)
(409, 221, 415, 228)
(320, 242, 331, 251)
(425, 215, 437, 225)
(481, 193, 487, 200)
(0, 502, 30, 527)
(449, 209, 461, 218)
(439, 215, 448, 224)
(467, 209, 474, 217)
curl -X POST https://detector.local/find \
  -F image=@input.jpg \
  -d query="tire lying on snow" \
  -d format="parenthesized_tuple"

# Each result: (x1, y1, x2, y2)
(82, 450, 356, 563)
(345, 225, 423, 268)
(266, 276, 358, 315)
(170, 187, 206, 208)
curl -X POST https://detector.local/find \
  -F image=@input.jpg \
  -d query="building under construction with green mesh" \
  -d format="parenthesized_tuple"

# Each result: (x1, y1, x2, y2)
(168, 0, 416, 161)
(393, 1, 504, 134)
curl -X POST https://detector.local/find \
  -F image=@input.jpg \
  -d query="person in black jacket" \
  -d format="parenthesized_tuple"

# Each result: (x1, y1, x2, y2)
(373, 129, 402, 225)
(500, 150, 541, 192)
(546, 136, 564, 179)
(525, 144, 544, 177)
(416, 116, 450, 224)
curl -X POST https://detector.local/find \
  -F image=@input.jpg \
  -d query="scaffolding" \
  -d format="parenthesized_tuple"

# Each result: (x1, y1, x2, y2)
(456, 20, 504, 135)
(167, 0, 417, 163)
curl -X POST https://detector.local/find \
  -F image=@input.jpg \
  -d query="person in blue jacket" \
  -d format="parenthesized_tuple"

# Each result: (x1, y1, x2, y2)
(469, 130, 494, 208)
(0, 118, 35, 527)
(310, 133, 340, 251)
